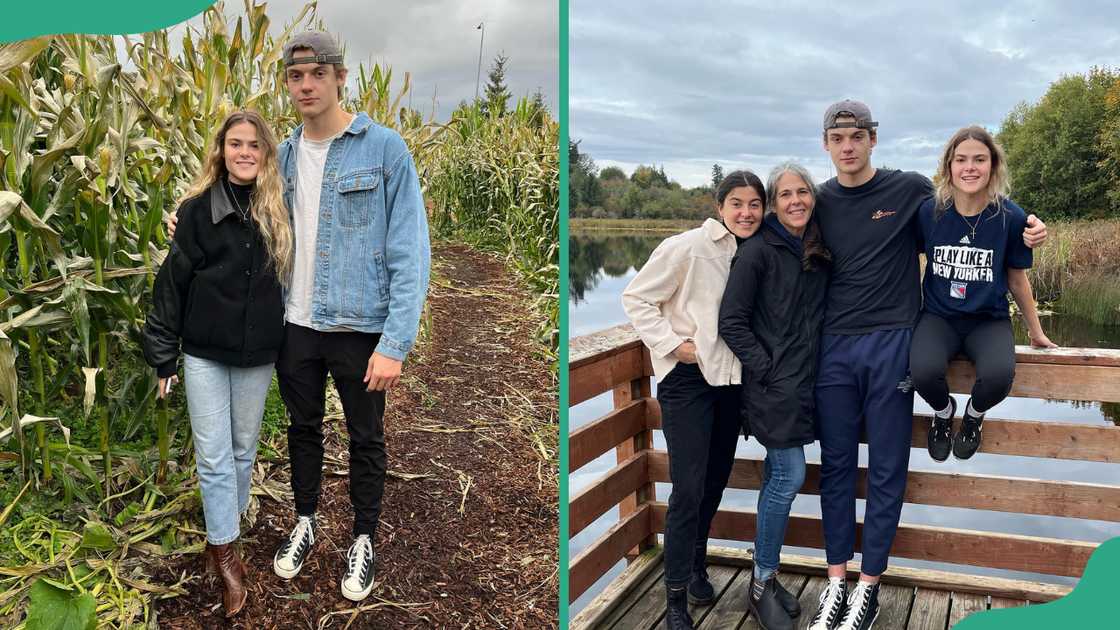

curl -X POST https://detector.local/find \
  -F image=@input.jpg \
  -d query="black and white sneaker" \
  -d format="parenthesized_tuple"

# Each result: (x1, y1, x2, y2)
(808, 577, 847, 630)
(341, 534, 375, 601)
(836, 581, 879, 630)
(953, 399, 984, 460)
(927, 397, 956, 462)
(273, 514, 316, 579)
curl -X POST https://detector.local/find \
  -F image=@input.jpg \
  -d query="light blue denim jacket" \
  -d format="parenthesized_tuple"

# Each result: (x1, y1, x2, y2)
(278, 112, 431, 361)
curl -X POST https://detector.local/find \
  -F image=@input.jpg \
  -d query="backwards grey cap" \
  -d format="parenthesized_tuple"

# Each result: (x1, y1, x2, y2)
(823, 99, 878, 131)
(283, 31, 344, 67)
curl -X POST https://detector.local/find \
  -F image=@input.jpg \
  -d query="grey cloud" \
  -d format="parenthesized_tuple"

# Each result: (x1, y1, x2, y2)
(178, 0, 557, 121)
(572, 0, 1120, 187)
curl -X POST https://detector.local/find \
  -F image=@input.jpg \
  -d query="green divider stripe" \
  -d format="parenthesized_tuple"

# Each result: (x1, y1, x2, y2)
(2, 1, 215, 43)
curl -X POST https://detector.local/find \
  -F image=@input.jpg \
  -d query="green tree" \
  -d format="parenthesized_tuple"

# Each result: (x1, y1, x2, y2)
(482, 52, 511, 117)
(631, 164, 670, 189)
(712, 163, 724, 189)
(998, 67, 1119, 218)
(599, 165, 627, 181)
(568, 140, 602, 210)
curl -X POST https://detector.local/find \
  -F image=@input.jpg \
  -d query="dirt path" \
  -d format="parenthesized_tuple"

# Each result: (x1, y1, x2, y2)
(154, 243, 558, 629)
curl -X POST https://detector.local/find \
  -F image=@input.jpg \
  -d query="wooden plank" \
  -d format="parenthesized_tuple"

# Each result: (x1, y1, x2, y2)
(988, 596, 1028, 609)
(570, 324, 643, 367)
(705, 546, 1072, 603)
(571, 451, 649, 536)
(643, 410, 1119, 463)
(614, 379, 658, 557)
(909, 415, 1120, 464)
(948, 592, 989, 628)
(570, 399, 651, 472)
(947, 360, 1120, 403)
(689, 565, 739, 628)
(907, 588, 951, 630)
(571, 505, 653, 602)
(696, 568, 753, 630)
(569, 324, 1120, 369)
(570, 343, 648, 406)
(650, 504, 1097, 578)
(571, 550, 663, 630)
(874, 583, 916, 630)
(611, 571, 671, 630)
(646, 450, 1120, 521)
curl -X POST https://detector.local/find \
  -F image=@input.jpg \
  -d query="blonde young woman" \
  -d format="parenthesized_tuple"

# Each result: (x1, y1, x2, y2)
(142, 110, 292, 617)
(911, 126, 1055, 464)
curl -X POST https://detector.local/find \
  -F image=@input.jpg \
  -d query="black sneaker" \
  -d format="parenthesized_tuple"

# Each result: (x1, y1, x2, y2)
(808, 578, 847, 630)
(837, 581, 879, 630)
(927, 398, 956, 462)
(749, 573, 794, 630)
(664, 585, 695, 629)
(688, 566, 715, 605)
(273, 514, 316, 579)
(953, 399, 984, 460)
(341, 534, 375, 601)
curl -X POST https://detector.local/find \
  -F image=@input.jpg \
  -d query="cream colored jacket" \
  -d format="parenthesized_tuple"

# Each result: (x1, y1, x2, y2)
(622, 218, 741, 385)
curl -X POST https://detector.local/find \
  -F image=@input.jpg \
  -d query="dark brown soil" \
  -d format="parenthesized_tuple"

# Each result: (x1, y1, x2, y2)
(153, 243, 558, 629)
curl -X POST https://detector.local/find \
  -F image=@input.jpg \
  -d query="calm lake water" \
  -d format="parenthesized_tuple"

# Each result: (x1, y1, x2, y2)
(568, 229, 1120, 614)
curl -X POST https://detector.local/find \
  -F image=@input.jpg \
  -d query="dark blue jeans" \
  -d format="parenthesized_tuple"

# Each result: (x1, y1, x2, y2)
(657, 362, 741, 587)
(815, 328, 914, 576)
(753, 445, 806, 581)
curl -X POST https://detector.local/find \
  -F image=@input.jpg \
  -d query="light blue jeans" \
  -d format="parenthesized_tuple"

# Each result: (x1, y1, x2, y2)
(183, 354, 274, 544)
(753, 445, 806, 582)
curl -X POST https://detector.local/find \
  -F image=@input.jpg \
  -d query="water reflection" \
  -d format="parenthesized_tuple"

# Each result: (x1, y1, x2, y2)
(569, 232, 665, 303)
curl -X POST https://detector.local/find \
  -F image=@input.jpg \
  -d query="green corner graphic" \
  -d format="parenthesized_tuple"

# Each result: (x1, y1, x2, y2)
(2, 1, 216, 43)
(957, 536, 1120, 628)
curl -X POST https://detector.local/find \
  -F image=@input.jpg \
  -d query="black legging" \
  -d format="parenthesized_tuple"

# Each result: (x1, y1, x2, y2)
(910, 312, 1015, 413)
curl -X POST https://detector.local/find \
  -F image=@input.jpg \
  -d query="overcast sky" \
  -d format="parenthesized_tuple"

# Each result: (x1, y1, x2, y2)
(171, 1, 557, 121)
(571, 0, 1120, 188)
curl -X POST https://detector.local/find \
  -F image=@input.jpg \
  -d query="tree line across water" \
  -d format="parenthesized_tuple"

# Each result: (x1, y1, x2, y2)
(570, 67, 1120, 222)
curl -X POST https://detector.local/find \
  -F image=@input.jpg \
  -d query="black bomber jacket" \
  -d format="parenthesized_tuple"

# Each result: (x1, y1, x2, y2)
(141, 178, 286, 378)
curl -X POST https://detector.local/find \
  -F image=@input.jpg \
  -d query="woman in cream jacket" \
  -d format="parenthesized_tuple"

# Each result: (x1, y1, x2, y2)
(621, 170, 765, 630)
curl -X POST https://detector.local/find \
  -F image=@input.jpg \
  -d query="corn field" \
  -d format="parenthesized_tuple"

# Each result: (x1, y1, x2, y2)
(0, 1, 557, 627)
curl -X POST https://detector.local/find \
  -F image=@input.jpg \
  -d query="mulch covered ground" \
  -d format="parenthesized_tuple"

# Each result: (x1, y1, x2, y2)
(153, 243, 558, 629)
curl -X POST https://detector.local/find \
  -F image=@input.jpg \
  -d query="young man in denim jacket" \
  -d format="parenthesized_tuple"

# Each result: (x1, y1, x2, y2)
(265, 31, 431, 602)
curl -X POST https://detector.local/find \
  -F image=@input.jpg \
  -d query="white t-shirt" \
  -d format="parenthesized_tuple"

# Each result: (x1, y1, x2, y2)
(285, 133, 336, 327)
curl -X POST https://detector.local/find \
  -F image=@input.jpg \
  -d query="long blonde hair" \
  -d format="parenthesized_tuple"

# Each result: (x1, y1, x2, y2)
(933, 125, 1011, 220)
(181, 110, 293, 284)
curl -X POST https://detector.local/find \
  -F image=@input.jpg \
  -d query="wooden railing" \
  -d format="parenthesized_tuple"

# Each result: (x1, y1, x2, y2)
(568, 323, 1120, 605)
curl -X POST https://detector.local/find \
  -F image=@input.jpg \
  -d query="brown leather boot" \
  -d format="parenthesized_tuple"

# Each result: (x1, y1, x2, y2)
(206, 542, 248, 617)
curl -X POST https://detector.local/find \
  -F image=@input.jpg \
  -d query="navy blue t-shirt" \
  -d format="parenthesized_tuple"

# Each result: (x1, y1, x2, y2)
(918, 197, 1032, 319)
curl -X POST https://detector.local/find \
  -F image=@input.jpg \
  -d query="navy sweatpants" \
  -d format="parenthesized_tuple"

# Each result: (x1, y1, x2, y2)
(815, 328, 913, 576)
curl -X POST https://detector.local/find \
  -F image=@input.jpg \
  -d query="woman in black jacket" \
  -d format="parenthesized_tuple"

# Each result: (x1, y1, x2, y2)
(718, 162, 830, 630)
(142, 110, 292, 618)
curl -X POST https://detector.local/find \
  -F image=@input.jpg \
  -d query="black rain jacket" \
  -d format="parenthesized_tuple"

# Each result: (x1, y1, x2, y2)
(718, 215, 830, 448)
(141, 180, 286, 378)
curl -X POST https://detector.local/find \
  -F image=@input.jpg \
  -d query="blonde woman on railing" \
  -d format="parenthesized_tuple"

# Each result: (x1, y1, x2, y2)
(621, 170, 765, 630)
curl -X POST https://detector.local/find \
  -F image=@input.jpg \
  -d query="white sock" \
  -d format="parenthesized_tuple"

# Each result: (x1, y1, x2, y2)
(967, 398, 984, 417)
(934, 400, 953, 419)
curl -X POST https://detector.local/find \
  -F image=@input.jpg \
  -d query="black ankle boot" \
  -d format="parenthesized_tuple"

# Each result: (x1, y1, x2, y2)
(749, 573, 794, 630)
(688, 566, 715, 605)
(665, 585, 695, 630)
(772, 571, 801, 618)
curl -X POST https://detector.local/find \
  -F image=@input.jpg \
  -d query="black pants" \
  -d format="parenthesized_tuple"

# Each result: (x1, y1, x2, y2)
(910, 312, 1015, 413)
(657, 362, 741, 587)
(276, 323, 386, 537)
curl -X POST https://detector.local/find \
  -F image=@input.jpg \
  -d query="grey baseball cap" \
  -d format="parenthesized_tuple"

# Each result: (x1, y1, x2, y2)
(822, 99, 878, 131)
(283, 31, 344, 67)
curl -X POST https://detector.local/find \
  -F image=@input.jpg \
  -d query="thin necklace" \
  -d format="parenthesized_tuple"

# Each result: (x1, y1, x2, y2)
(958, 206, 985, 241)
(226, 178, 251, 222)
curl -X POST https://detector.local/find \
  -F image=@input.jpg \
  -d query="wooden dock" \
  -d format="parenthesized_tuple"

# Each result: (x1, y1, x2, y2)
(567, 324, 1120, 629)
